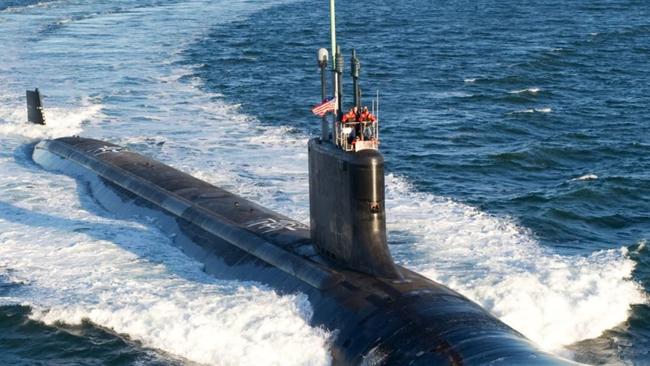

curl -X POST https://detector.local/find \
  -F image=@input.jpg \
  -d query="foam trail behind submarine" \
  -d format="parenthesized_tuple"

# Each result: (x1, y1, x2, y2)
(32, 136, 577, 365)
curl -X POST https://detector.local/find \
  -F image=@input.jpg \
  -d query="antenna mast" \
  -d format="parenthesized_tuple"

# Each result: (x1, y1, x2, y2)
(329, 0, 337, 73)
(329, 0, 340, 143)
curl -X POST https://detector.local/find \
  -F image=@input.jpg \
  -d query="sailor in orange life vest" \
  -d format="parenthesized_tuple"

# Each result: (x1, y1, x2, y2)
(342, 106, 360, 143)
(360, 106, 376, 123)
(360, 106, 376, 140)
(342, 106, 359, 123)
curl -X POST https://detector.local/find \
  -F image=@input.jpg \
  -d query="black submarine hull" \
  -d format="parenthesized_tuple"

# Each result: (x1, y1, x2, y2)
(33, 137, 574, 365)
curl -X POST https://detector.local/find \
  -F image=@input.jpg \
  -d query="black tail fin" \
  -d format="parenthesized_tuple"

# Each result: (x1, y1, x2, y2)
(26, 88, 45, 125)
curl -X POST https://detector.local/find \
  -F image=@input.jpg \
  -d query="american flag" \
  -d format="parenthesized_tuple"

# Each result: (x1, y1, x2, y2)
(311, 97, 337, 117)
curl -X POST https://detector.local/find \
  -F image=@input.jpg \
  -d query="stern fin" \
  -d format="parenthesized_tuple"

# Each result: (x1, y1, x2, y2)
(26, 88, 45, 125)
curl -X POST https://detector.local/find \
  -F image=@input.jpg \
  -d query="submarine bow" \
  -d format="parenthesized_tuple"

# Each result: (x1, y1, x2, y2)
(33, 137, 576, 365)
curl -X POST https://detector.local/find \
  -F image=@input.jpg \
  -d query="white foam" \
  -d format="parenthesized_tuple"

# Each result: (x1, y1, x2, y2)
(383, 175, 646, 352)
(509, 87, 541, 95)
(509, 107, 553, 114)
(0, 157, 331, 366)
(570, 173, 599, 181)
(635, 240, 647, 253)
(1, 1, 58, 13)
(464, 78, 477, 83)
(0, 101, 103, 139)
(429, 91, 472, 99)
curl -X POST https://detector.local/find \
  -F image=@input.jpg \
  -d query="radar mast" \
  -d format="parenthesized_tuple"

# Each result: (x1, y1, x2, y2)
(313, 0, 380, 152)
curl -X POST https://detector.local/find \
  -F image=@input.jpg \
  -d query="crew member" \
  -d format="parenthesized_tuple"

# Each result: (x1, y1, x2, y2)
(360, 106, 376, 123)
(342, 106, 359, 123)
(342, 106, 360, 145)
(360, 106, 376, 140)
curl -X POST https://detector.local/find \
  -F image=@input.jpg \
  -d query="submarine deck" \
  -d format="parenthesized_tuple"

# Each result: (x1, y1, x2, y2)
(33, 136, 576, 365)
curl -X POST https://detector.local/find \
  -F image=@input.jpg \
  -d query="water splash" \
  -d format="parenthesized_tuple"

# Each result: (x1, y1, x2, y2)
(570, 174, 599, 181)
(0, 100, 103, 139)
(384, 175, 645, 352)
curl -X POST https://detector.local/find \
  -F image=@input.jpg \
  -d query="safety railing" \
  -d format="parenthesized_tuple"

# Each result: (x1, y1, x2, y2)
(336, 119, 379, 152)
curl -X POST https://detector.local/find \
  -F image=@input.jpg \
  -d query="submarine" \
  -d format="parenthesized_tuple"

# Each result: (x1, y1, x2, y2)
(28, 3, 578, 365)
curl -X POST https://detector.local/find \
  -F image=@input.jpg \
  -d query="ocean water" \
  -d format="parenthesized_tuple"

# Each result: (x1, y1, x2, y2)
(0, 0, 648, 365)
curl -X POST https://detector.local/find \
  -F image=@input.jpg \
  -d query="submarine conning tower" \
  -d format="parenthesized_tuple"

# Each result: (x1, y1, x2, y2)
(308, 2, 400, 279)
(308, 139, 400, 279)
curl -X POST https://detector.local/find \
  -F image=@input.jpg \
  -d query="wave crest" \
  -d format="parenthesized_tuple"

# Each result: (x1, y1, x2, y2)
(384, 174, 646, 352)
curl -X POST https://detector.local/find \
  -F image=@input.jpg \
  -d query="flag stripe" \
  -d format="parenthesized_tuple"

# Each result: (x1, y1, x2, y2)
(311, 97, 337, 117)
(313, 102, 334, 113)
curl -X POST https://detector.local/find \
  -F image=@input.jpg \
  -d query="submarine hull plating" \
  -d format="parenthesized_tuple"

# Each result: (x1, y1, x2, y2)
(33, 137, 574, 365)
(308, 138, 400, 279)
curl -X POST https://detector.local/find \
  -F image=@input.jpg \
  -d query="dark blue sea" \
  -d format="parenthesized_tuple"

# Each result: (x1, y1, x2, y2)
(0, 0, 648, 364)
